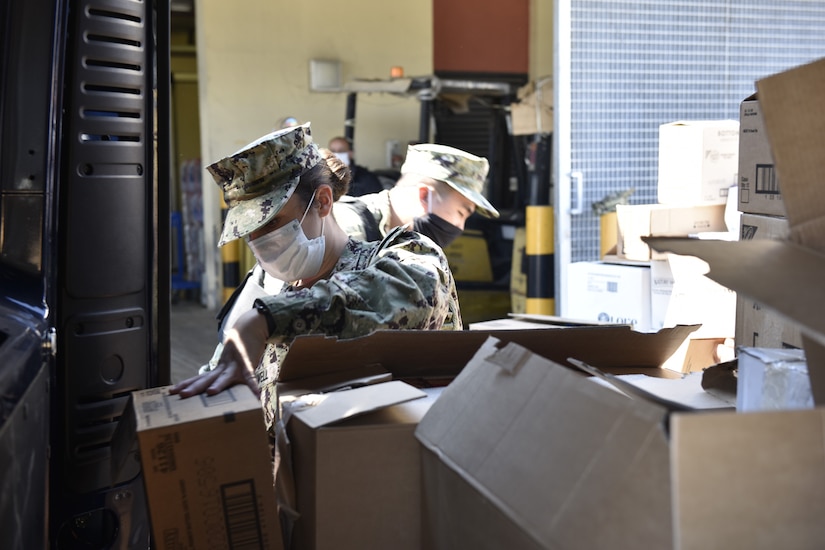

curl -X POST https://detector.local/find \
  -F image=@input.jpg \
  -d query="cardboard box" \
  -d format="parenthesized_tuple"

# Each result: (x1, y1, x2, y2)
(737, 94, 787, 216)
(671, 408, 825, 550)
(124, 385, 282, 550)
(565, 261, 651, 330)
(735, 213, 802, 348)
(510, 78, 553, 135)
(616, 203, 727, 261)
(657, 120, 739, 206)
(273, 325, 697, 549)
(416, 335, 825, 550)
(415, 336, 730, 550)
(282, 381, 440, 550)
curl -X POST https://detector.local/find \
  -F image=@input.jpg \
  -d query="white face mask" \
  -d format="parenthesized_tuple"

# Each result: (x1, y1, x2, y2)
(333, 151, 351, 166)
(247, 191, 326, 283)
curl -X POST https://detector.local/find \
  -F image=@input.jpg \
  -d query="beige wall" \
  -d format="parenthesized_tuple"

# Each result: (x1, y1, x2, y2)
(194, 0, 552, 308)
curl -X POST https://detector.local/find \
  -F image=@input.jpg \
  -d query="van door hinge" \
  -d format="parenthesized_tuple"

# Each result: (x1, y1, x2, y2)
(42, 327, 57, 359)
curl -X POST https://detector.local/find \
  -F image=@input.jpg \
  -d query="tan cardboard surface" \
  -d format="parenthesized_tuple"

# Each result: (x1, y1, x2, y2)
(130, 385, 283, 550)
(616, 203, 727, 261)
(511, 79, 553, 135)
(290, 380, 425, 429)
(735, 213, 802, 348)
(756, 57, 825, 255)
(416, 337, 673, 549)
(287, 387, 442, 550)
(671, 409, 825, 550)
(278, 325, 699, 384)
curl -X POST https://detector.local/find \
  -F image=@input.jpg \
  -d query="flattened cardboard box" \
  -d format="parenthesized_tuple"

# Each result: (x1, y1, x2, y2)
(275, 325, 697, 550)
(125, 385, 282, 550)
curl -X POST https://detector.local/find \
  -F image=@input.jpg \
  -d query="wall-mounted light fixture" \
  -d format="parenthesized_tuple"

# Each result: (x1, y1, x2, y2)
(309, 59, 342, 92)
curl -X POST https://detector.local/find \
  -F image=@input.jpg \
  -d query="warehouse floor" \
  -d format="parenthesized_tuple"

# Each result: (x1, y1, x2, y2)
(170, 298, 219, 384)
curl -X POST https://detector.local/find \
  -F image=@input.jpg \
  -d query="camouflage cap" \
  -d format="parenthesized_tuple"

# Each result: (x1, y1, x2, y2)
(400, 143, 499, 218)
(208, 123, 321, 246)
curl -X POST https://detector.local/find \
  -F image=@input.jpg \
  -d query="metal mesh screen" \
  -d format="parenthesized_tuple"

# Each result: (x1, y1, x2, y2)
(569, 1, 825, 262)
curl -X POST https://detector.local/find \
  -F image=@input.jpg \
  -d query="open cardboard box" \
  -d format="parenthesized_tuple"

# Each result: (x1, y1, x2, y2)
(415, 336, 734, 550)
(416, 334, 825, 550)
(634, 56, 825, 550)
(274, 324, 697, 550)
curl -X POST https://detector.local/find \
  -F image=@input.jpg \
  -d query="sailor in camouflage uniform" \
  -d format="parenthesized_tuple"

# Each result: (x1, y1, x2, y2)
(171, 123, 461, 434)
(333, 143, 499, 249)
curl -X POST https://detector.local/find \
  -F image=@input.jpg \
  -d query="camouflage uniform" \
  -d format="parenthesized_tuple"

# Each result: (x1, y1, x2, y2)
(332, 142, 499, 242)
(333, 190, 394, 241)
(255, 226, 461, 432)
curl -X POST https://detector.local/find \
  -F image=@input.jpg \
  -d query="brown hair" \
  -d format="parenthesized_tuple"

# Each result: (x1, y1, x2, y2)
(295, 147, 352, 204)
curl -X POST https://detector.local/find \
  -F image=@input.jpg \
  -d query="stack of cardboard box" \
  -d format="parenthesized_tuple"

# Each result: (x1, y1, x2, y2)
(645, 55, 825, 549)
(734, 93, 803, 349)
(567, 119, 740, 371)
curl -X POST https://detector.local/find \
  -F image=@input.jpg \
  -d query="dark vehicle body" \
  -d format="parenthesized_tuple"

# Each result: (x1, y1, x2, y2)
(0, 0, 170, 547)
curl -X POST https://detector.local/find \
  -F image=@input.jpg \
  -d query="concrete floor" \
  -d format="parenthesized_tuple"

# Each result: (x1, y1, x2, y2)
(170, 299, 220, 384)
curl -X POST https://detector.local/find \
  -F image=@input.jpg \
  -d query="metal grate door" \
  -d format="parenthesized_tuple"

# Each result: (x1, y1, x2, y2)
(554, 0, 825, 315)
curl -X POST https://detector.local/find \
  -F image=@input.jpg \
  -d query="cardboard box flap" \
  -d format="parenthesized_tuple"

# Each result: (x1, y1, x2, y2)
(756, 56, 825, 254)
(416, 337, 674, 548)
(569, 359, 733, 412)
(133, 385, 260, 431)
(278, 325, 700, 384)
(288, 380, 425, 429)
(671, 409, 825, 549)
(644, 237, 824, 347)
(569, 358, 693, 412)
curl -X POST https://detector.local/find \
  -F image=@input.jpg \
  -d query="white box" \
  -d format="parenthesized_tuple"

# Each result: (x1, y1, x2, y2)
(737, 95, 787, 216)
(566, 262, 651, 330)
(736, 347, 812, 412)
(616, 203, 728, 261)
(658, 120, 739, 205)
(662, 254, 736, 338)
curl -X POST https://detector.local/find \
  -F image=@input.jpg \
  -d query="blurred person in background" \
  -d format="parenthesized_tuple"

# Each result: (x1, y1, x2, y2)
(333, 143, 499, 249)
(328, 135, 384, 196)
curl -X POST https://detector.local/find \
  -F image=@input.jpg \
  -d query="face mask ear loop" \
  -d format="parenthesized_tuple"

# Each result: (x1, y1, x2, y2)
(426, 187, 434, 214)
(300, 189, 325, 240)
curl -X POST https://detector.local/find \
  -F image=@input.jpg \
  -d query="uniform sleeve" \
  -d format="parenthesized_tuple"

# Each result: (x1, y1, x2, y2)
(256, 231, 462, 342)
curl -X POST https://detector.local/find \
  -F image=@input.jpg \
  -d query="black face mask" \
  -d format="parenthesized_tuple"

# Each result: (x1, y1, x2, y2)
(412, 213, 463, 248)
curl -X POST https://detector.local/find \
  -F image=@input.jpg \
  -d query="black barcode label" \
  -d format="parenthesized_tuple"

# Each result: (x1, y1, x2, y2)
(755, 164, 779, 194)
(222, 480, 264, 549)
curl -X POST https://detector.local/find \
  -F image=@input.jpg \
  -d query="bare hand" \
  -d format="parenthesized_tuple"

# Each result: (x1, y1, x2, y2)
(170, 308, 270, 398)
